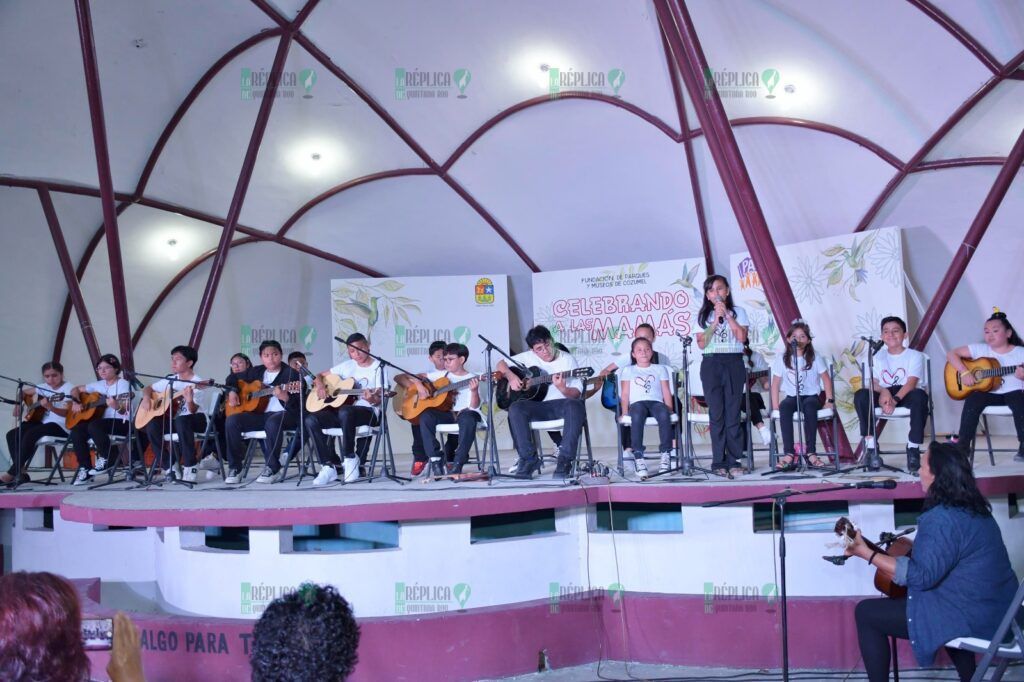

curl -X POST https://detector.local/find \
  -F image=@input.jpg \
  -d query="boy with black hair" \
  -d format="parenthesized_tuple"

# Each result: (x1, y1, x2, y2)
(498, 325, 585, 479)
(397, 343, 482, 476)
(854, 316, 929, 474)
(140, 345, 209, 483)
(223, 340, 302, 484)
(306, 333, 387, 486)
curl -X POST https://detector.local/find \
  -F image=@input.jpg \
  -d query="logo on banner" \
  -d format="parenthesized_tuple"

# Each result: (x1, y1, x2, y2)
(737, 257, 762, 290)
(474, 278, 495, 305)
(241, 325, 317, 359)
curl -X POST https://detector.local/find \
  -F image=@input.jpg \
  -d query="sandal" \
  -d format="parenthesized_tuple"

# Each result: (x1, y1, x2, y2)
(806, 454, 826, 467)
(729, 467, 746, 477)
(774, 455, 797, 471)
(712, 468, 732, 479)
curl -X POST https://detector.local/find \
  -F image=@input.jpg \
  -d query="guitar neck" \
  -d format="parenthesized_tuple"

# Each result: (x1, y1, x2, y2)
(436, 373, 489, 396)
(978, 364, 1021, 379)
(526, 370, 583, 388)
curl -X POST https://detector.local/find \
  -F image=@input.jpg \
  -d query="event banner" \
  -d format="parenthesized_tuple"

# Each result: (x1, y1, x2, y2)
(729, 226, 907, 434)
(532, 258, 707, 443)
(330, 274, 512, 450)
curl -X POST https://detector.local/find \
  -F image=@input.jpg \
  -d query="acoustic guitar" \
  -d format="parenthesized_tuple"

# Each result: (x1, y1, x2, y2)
(305, 374, 392, 413)
(65, 391, 132, 430)
(495, 366, 595, 410)
(944, 357, 1022, 400)
(829, 516, 913, 598)
(134, 381, 214, 429)
(21, 392, 66, 423)
(225, 379, 302, 417)
(393, 372, 497, 424)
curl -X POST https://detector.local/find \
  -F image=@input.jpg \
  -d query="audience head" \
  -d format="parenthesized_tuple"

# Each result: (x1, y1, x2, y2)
(251, 583, 359, 682)
(921, 442, 991, 516)
(0, 571, 90, 682)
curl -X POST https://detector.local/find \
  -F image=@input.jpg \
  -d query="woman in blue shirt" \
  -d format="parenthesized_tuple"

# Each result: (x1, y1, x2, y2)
(846, 442, 1019, 681)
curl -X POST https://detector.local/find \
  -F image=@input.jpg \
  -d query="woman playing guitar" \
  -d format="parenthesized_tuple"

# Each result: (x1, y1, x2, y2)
(68, 354, 133, 485)
(947, 310, 1024, 461)
(1, 362, 74, 484)
(845, 442, 1018, 681)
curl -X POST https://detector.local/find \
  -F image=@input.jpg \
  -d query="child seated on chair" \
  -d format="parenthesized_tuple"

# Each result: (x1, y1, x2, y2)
(744, 342, 772, 447)
(771, 320, 835, 470)
(619, 337, 674, 480)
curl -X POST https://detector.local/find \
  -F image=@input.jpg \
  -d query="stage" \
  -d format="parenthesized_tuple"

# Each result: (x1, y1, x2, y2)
(3, 445, 1023, 681)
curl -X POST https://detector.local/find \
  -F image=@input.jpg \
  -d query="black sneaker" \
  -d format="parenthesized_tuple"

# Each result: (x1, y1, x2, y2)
(906, 446, 921, 475)
(513, 457, 540, 479)
(429, 459, 446, 477)
(552, 455, 573, 479)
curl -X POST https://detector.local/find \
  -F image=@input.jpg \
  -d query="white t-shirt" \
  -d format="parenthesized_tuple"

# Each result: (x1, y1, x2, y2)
(330, 359, 385, 412)
(968, 344, 1024, 394)
(868, 347, 926, 389)
(510, 348, 582, 402)
(150, 374, 207, 416)
(771, 354, 827, 397)
(620, 364, 671, 405)
(702, 305, 750, 355)
(262, 369, 285, 413)
(82, 378, 132, 421)
(426, 369, 477, 413)
(35, 381, 75, 431)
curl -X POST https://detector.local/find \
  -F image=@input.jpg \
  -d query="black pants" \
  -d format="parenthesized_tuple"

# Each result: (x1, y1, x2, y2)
(304, 405, 377, 465)
(143, 413, 208, 468)
(419, 409, 481, 465)
(5, 422, 66, 476)
(411, 422, 458, 463)
(779, 395, 821, 455)
(508, 398, 585, 463)
(224, 410, 297, 472)
(68, 418, 130, 470)
(855, 598, 976, 682)
(627, 401, 673, 454)
(701, 353, 746, 468)
(748, 392, 766, 426)
(957, 389, 1024, 451)
(854, 385, 929, 445)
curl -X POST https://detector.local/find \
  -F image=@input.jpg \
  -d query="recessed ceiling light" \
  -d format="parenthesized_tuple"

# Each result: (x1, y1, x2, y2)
(311, 153, 321, 161)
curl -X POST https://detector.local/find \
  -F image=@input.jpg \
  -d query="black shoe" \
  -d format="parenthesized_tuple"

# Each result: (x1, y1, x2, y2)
(552, 455, 574, 478)
(907, 446, 921, 475)
(513, 457, 540, 479)
(1014, 447, 1024, 463)
(866, 447, 881, 472)
(429, 459, 446, 477)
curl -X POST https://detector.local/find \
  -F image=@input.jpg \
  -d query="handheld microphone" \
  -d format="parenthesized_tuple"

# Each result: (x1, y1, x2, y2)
(854, 479, 897, 489)
(715, 295, 725, 325)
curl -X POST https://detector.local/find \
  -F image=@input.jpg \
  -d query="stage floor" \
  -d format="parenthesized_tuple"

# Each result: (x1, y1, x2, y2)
(3, 442, 1022, 527)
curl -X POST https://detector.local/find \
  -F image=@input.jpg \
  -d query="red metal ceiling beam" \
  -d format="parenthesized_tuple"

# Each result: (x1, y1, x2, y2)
(135, 29, 283, 198)
(189, 32, 294, 349)
(38, 189, 101, 367)
(905, 0, 1001, 75)
(855, 48, 1024, 232)
(74, 0, 134, 370)
(911, 127, 1024, 351)
(276, 168, 433, 238)
(913, 156, 1006, 172)
(133, 237, 260, 346)
(661, 25, 713, 275)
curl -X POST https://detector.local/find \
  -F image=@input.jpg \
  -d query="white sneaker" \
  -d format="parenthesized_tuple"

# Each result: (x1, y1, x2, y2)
(87, 457, 108, 477)
(182, 466, 198, 483)
(224, 469, 242, 484)
(634, 457, 649, 480)
(758, 425, 772, 447)
(198, 454, 220, 472)
(171, 464, 183, 480)
(72, 468, 90, 486)
(342, 457, 359, 483)
(659, 452, 672, 473)
(508, 458, 522, 475)
(255, 466, 282, 484)
(313, 465, 338, 487)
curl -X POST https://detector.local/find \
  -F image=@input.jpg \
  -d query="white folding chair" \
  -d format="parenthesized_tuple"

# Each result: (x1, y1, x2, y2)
(529, 415, 593, 475)
(435, 417, 487, 470)
(971, 406, 1016, 467)
(946, 576, 1024, 681)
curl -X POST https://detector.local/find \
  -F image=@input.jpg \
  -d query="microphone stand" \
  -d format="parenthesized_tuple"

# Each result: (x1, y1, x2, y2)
(828, 337, 904, 476)
(284, 364, 317, 486)
(704, 481, 887, 682)
(333, 336, 410, 484)
(646, 334, 703, 481)
(478, 334, 524, 484)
